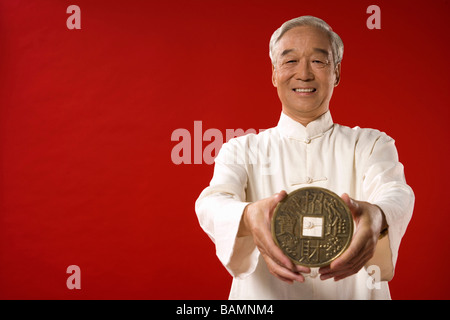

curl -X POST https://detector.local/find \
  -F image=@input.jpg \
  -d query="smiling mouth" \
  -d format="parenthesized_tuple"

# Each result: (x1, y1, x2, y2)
(293, 88, 316, 93)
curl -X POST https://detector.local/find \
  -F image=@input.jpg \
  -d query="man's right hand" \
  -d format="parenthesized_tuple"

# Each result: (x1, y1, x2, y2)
(238, 190, 310, 284)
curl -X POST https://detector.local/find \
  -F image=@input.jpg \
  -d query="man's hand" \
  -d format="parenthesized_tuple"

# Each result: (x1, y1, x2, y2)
(319, 193, 387, 281)
(238, 191, 310, 284)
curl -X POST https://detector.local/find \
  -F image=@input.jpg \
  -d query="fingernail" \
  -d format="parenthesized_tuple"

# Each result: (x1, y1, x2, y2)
(296, 266, 309, 273)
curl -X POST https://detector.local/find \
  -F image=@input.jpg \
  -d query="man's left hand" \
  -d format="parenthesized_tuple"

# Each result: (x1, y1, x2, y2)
(318, 193, 387, 281)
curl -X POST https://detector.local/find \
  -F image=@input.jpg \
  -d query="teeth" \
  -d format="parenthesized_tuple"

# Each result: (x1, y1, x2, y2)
(294, 88, 315, 93)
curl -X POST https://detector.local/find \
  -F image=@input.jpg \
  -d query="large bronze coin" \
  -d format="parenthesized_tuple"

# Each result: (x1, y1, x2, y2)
(271, 187, 353, 267)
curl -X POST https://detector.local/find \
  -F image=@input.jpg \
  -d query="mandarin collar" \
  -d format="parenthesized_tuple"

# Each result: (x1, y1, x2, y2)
(277, 110, 334, 140)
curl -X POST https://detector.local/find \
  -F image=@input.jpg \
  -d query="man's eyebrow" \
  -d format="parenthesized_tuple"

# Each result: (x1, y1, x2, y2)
(280, 49, 295, 57)
(280, 48, 330, 57)
(313, 48, 330, 56)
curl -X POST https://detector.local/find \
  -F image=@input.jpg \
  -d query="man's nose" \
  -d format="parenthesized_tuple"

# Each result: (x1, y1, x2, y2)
(295, 59, 314, 81)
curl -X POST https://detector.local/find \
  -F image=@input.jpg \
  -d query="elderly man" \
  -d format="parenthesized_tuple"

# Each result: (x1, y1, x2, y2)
(195, 16, 414, 299)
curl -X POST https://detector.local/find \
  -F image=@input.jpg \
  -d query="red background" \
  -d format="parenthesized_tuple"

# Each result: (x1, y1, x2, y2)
(0, 0, 449, 299)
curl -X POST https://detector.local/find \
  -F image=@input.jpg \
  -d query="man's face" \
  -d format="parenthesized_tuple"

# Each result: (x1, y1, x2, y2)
(272, 26, 341, 125)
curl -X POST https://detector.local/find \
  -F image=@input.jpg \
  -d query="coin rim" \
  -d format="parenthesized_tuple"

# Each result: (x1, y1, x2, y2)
(271, 187, 354, 268)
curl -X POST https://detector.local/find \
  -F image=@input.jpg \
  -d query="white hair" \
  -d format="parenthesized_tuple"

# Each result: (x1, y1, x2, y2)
(269, 16, 344, 66)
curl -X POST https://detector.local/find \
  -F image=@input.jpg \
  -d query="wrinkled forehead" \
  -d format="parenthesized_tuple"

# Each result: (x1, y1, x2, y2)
(276, 26, 333, 58)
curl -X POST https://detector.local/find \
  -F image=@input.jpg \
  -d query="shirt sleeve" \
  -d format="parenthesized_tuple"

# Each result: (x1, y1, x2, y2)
(361, 132, 415, 280)
(195, 138, 260, 279)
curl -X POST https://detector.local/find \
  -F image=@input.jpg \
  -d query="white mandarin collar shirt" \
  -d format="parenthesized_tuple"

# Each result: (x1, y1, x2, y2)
(196, 111, 414, 300)
(277, 110, 334, 141)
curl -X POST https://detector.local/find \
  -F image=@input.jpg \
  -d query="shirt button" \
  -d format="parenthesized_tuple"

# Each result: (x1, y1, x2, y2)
(310, 268, 319, 278)
(306, 177, 313, 184)
(304, 138, 311, 144)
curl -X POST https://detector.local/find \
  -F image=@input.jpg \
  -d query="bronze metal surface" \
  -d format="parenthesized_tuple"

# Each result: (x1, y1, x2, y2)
(271, 187, 353, 268)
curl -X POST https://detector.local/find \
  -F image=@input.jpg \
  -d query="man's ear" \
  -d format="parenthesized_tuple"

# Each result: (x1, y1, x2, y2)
(272, 64, 278, 87)
(334, 63, 341, 87)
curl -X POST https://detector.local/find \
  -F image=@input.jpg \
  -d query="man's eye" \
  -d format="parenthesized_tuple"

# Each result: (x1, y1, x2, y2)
(312, 60, 324, 64)
(286, 60, 297, 64)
